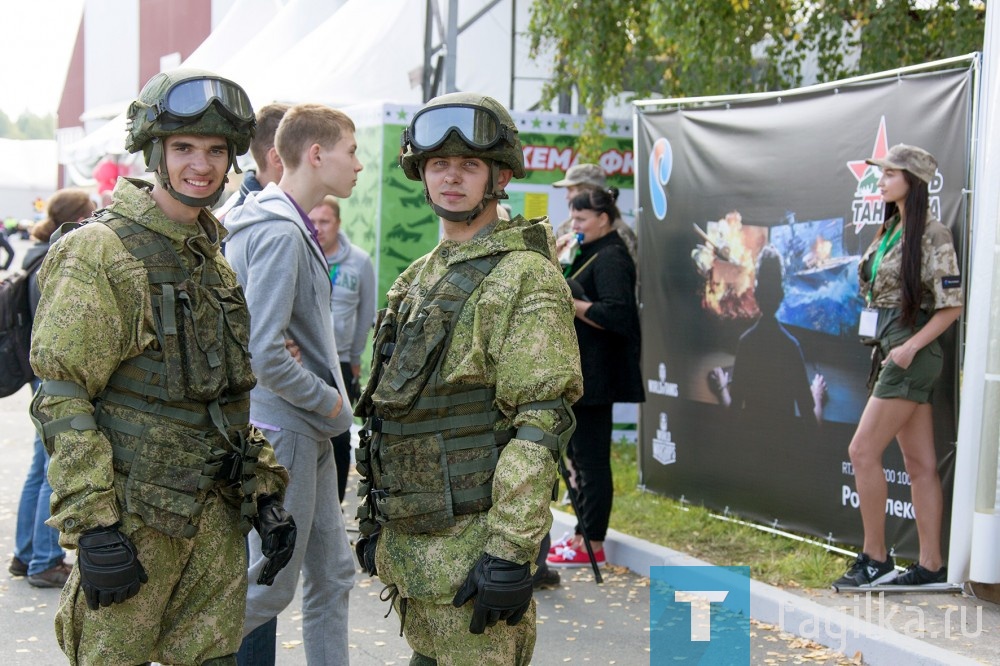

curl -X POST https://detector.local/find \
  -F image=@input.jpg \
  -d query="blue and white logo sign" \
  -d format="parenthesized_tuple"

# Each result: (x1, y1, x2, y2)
(648, 137, 673, 220)
(650, 566, 751, 664)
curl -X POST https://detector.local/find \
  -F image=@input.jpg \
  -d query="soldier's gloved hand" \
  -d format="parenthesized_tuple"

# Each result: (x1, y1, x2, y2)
(452, 552, 533, 634)
(77, 524, 148, 611)
(252, 494, 296, 586)
(354, 525, 380, 577)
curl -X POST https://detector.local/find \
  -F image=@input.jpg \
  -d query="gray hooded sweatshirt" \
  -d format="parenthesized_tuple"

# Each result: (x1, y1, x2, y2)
(224, 182, 353, 439)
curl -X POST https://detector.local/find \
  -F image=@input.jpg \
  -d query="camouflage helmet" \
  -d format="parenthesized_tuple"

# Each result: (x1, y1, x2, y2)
(400, 92, 525, 179)
(125, 68, 255, 207)
(126, 68, 255, 161)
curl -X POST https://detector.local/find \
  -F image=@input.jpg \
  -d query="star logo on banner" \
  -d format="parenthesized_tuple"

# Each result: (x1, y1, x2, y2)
(397, 109, 408, 121)
(532, 117, 542, 129)
(558, 119, 568, 130)
(609, 121, 620, 133)
(847, 116, 889, 200)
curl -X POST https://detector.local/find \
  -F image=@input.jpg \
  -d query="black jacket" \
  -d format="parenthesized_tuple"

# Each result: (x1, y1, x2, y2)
(567, 231, 645, 406)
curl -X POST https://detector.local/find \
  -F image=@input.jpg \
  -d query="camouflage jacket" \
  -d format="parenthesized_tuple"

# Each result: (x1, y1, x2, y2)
(30, 178, 287, 546)
(374, 214, 583, 602)
(859, 216, 963, 312)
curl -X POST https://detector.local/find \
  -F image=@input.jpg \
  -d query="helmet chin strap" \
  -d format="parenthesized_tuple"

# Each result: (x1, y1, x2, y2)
(146, 137, 233, 209)
(420, 161, 508, 225)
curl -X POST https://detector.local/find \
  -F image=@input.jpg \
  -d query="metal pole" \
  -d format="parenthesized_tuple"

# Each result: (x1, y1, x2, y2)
(445, 0, 458, 93)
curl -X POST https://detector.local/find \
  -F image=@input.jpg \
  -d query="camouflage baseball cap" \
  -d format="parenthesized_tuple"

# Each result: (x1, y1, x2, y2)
(553, 163, 606, 189)
(866, 144, 937, 184)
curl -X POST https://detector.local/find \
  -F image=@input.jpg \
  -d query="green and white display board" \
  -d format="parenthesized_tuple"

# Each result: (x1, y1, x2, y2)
(338, 102, 637, 441)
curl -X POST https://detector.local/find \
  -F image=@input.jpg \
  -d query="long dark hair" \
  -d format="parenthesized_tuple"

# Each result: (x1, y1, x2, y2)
(568, 186, 621, 222)
(881, 170, 928, 327)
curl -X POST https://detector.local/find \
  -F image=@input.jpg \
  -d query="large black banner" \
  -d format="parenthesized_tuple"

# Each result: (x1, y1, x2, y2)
(635, 65, 973, 559)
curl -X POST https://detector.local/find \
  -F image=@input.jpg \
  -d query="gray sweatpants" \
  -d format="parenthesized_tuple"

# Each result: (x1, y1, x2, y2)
(243, 427, 355, 665)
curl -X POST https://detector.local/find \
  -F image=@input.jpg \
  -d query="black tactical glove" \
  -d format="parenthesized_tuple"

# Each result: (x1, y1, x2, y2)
(452, 552, 533, 634)
(354, 526, 380, 577)
(77, 525, 148, 611)
(252, 494, 296, 586)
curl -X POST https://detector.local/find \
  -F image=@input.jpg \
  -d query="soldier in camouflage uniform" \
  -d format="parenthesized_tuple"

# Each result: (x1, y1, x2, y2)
(353, 93, 583, 665)
(29, 69, 295, 666)
(833, 144, 963, 590)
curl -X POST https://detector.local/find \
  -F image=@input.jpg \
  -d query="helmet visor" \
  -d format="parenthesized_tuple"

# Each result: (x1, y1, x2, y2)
(162, 77, 254, 123)
(407, 104, 505, 152)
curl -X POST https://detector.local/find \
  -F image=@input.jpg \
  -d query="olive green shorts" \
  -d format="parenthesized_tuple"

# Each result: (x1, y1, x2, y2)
(871, 340, 943, 403)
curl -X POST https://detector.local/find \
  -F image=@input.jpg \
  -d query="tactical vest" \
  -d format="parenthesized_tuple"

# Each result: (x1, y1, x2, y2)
(75, 213, 261, 538)
(355, 254, 514, 535)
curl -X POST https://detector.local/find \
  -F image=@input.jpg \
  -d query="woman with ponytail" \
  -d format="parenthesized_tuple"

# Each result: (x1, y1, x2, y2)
(833, 145, 963, 589)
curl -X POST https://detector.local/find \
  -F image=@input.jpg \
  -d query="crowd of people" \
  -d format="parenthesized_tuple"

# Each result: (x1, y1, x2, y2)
(2, 64, 962, 665)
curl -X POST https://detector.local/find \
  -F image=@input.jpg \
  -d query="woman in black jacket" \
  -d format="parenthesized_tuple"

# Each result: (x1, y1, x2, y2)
(547, 186, 644, 568)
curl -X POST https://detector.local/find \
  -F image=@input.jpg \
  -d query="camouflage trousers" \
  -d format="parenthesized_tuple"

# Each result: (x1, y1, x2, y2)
(55, 493, 246, 665)
(393, 594, 536, 666)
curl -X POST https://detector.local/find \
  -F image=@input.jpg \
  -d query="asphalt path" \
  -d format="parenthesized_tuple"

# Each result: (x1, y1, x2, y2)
(0, 232, 864, 664)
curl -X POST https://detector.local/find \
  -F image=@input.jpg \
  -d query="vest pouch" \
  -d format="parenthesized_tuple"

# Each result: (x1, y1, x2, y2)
(371, 305, 450, 417)
(122, 422, 216, 539)
(214, 284, 257, 394)
(376, 431, 456, 534)
(176, 280, 228, 402)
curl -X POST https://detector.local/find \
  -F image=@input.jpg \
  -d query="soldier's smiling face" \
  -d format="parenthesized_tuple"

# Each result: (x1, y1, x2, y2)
(163, 134, 229, 201)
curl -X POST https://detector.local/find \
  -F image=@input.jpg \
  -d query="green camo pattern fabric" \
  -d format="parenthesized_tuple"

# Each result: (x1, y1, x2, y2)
(30, 177, 288, 547)
(372, 214, 583, 603)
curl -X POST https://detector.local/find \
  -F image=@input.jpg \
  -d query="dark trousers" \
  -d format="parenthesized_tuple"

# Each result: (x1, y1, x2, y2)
(331, 361, 359, 503)
(567, 403, 614, 542)
(0, 232, 13, 270)
(236, 604, 277, 665)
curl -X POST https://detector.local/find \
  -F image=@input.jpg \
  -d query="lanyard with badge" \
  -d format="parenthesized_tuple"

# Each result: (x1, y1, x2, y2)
(859, 219, 903, 337)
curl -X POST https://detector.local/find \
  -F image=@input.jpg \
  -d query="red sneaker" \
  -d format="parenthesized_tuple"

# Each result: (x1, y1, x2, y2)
(546, 544, 605, 568)
(548, 532, 574, 554)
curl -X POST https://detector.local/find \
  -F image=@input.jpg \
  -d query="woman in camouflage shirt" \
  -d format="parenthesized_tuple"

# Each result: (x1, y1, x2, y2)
(833, 144, 963, 590)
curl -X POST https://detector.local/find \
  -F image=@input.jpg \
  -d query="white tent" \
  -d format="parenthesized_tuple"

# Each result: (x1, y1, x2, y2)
(243, 0, 424, 107)
(60, 0, 341, 169)
(245, 0, 550, 110)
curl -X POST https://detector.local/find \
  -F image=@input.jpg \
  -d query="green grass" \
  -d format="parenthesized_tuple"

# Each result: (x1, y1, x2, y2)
(557, 441, 848, 588)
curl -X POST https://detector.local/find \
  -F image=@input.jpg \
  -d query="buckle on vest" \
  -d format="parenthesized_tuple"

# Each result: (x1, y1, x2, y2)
(371, 488, 389, 520)
(214, 451, 244, 484)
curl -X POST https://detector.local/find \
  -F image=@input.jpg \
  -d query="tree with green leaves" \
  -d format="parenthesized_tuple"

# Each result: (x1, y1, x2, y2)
(0, 109, 56, 140)
(528, 0, 986, 160)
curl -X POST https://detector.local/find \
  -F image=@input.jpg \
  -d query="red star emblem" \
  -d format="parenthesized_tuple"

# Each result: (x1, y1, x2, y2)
(847, 116, 889, 199)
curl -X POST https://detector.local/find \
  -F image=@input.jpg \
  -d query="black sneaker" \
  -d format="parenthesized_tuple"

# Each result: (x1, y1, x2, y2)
(8, 556, 28, 577)
(890, 563, 947, 586)
(832, 553, 897, 589)
(532, 565, 561, 589)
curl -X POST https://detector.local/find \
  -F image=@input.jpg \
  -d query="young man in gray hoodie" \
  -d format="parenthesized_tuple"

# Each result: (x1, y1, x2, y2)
(224, 103, 363, 666)
(309, 195, 377, 502)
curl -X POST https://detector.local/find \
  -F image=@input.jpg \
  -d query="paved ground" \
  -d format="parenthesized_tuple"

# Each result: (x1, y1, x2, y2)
(0, 374, 863, 665)
(2, 233, 994, 664)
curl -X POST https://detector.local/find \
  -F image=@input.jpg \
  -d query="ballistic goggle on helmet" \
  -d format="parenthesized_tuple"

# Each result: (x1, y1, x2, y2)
(400, 93, 525, 180)
(126, 68, 256, 207)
